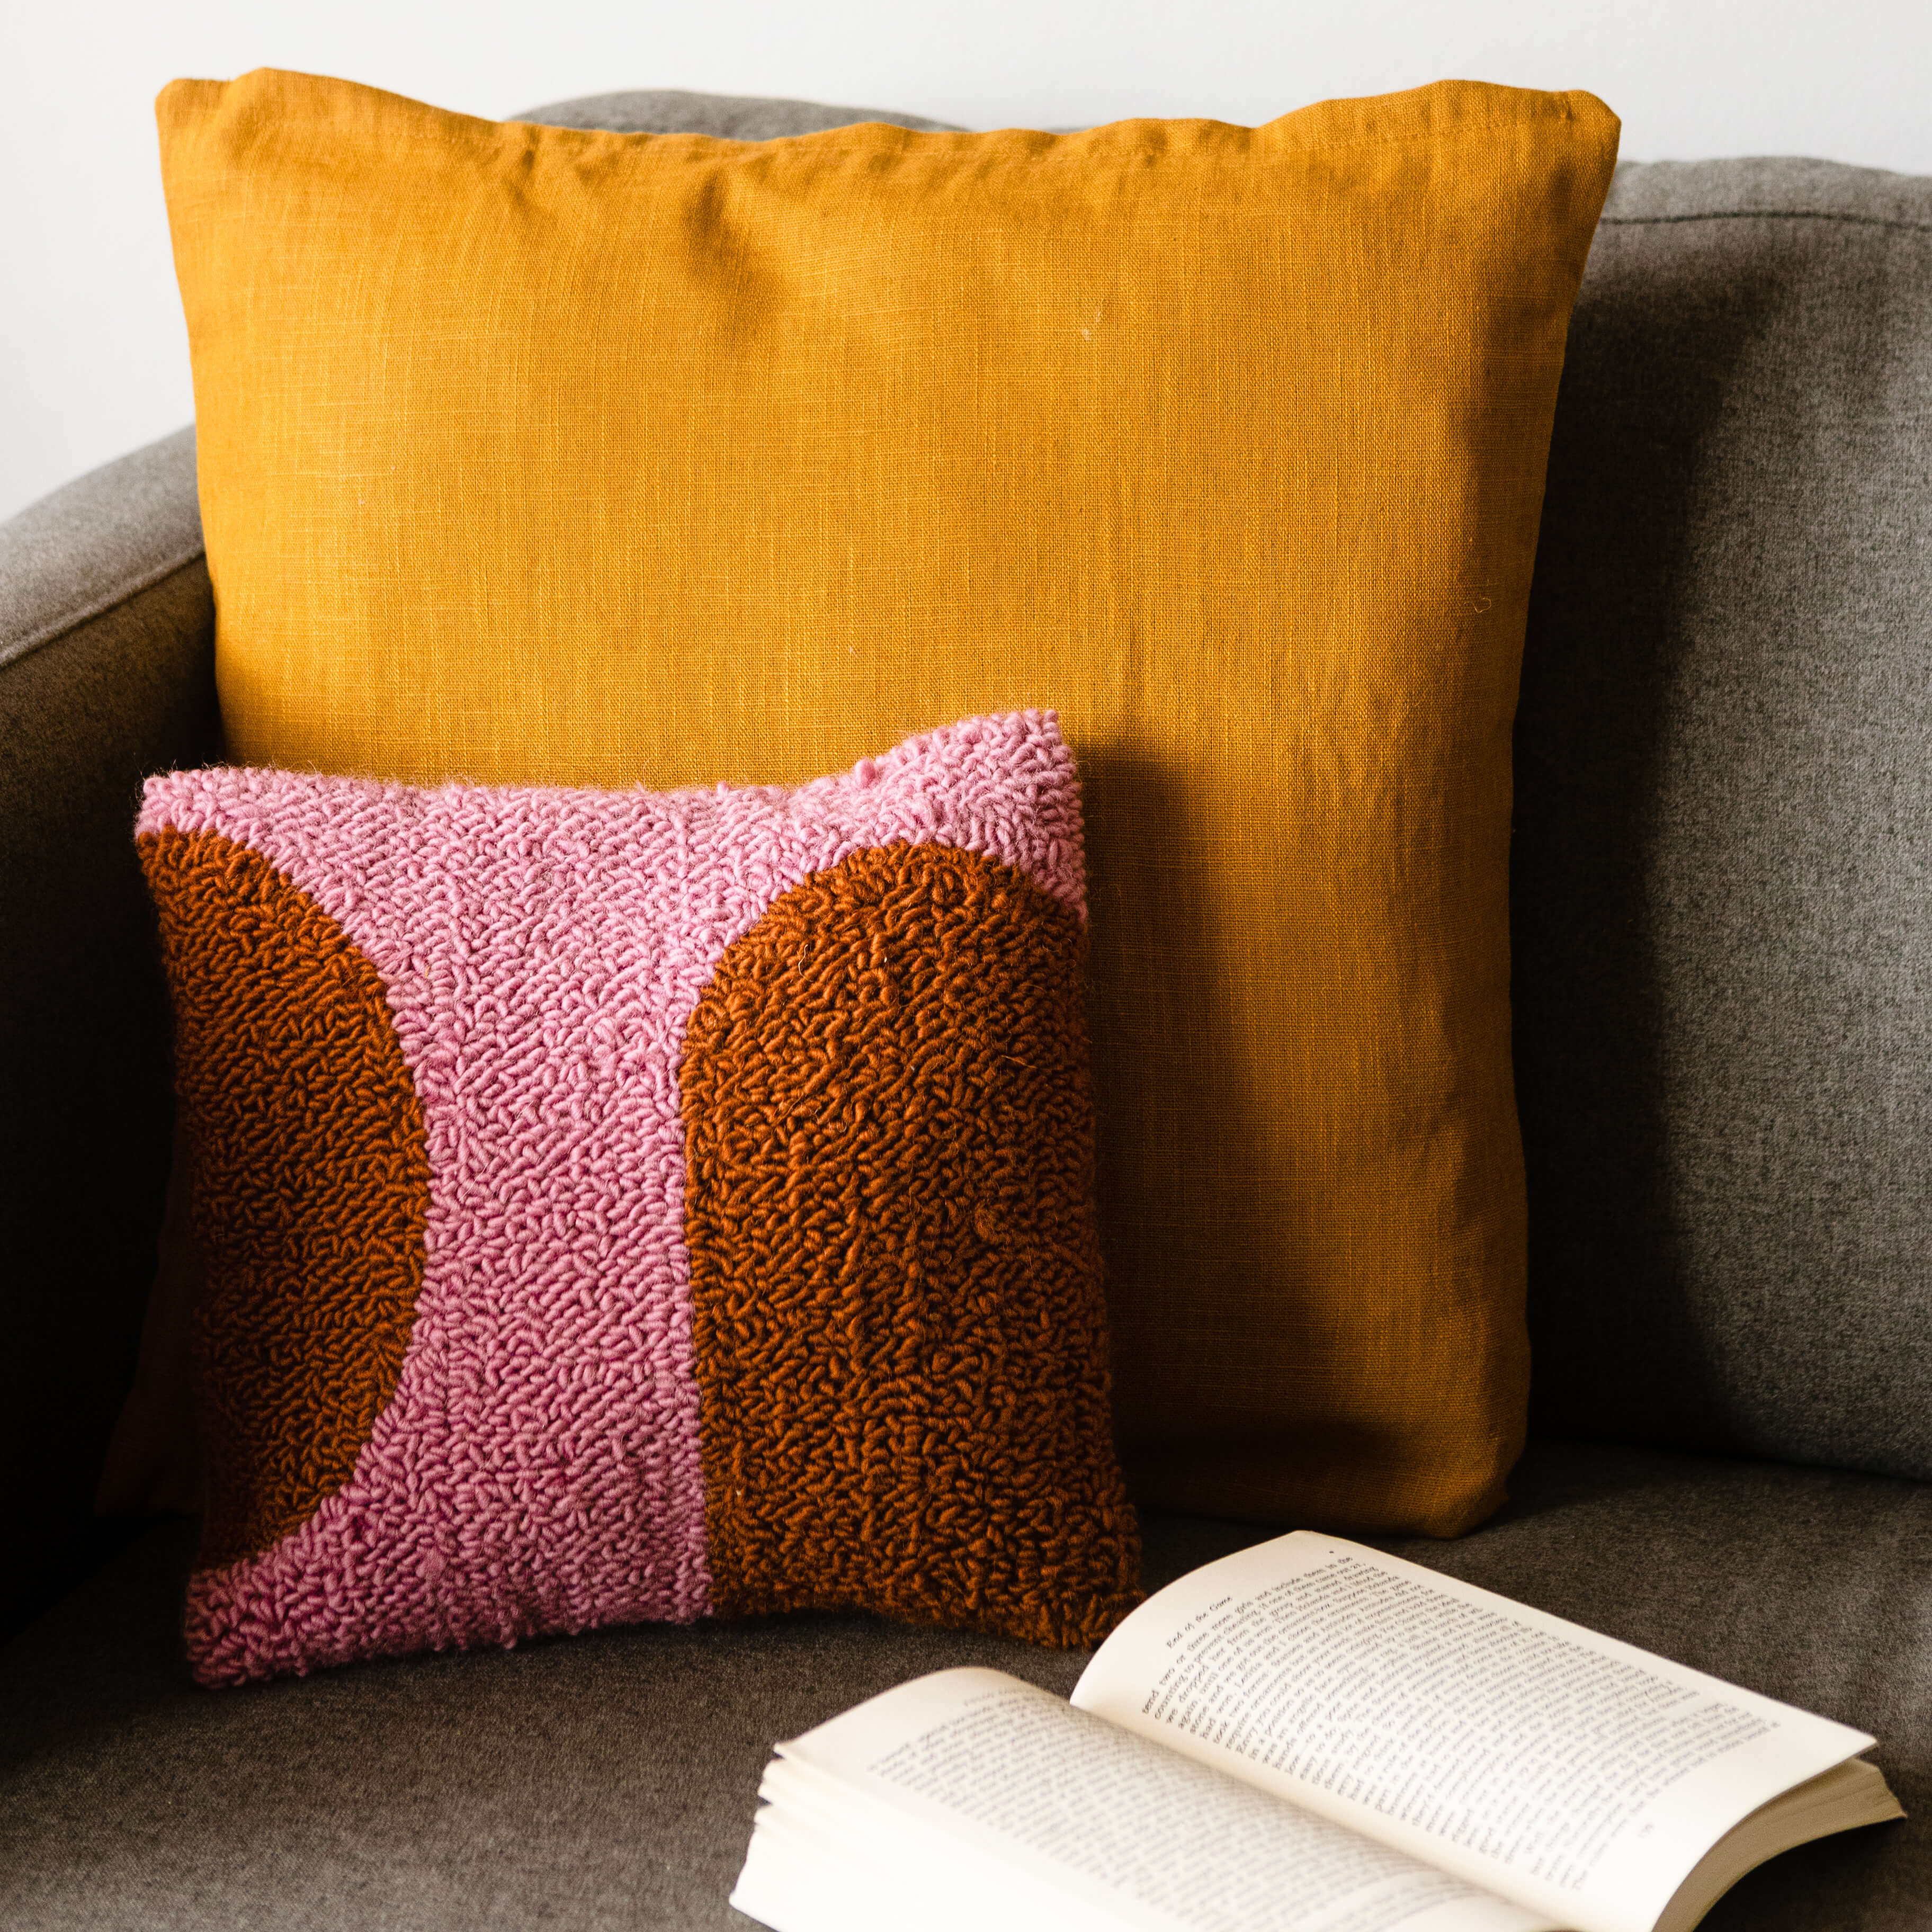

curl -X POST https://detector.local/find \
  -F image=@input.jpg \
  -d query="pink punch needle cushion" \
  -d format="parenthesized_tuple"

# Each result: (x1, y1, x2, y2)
(137, 711, 1141, 1684)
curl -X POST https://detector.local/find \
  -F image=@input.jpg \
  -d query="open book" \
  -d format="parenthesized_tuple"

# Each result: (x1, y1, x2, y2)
(731, 1533, 1901, 1932)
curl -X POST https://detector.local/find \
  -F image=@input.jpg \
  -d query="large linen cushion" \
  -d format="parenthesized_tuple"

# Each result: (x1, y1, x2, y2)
(157, 70, 1620, 1535)
(1515, 157, 1932, 1478)
(138, 712, 1139, 1684)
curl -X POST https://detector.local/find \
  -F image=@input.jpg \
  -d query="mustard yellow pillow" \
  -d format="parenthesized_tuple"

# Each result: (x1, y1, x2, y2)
(158, 70, 1618, 1536)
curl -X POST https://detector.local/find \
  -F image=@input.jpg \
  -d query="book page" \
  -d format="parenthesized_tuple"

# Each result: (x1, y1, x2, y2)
(1072, 1535, 1876, 1932)
(737, 1667, 1559, 1932)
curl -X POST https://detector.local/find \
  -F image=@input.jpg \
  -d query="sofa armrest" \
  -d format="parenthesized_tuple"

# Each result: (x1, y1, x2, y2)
(0, 427, 220, 1638)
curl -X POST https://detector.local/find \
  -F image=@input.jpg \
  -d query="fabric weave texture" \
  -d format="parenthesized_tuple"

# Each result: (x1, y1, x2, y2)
(138, 711, 1139, 1684)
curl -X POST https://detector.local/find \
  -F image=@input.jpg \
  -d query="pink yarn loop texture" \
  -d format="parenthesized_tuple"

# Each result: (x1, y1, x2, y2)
(141, 711, 1085, 1684)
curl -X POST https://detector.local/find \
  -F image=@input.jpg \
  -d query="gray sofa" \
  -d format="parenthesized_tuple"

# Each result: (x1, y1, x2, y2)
(2, 89, 1928, 1930)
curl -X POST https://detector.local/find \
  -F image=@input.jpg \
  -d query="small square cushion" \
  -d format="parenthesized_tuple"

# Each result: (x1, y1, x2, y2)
(158, 71, 1620, 1535)
(138, 712, 1139, 1685)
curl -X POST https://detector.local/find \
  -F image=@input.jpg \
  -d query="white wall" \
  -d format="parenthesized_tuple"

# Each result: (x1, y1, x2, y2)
(4, 0, 1928, 521)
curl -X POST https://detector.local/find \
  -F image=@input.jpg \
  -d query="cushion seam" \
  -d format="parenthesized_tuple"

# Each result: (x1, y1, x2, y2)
(0, 542, 209, 676)
(1602, 208, 1932, 234)
(289, 99, 1611, 170)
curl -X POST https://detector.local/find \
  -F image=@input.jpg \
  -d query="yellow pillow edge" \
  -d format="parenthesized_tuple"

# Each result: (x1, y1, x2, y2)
(156, 67, 1616, 182)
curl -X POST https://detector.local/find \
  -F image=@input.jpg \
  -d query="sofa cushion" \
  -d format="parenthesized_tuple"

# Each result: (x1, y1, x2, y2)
(1, 1441, 1924, 1929)
(1516, 156, 1932, 1481)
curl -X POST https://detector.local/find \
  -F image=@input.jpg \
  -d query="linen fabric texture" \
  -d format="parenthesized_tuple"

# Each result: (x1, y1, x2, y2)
(158, 70, 1621, 1537)
(138, 712, 1140, 1685)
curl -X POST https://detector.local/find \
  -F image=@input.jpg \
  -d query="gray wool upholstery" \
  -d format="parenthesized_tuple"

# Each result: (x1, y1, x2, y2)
(1, 425, 204, 674)
(1, 1445, 1924, 1931)
(1515, 156, 1932, 1479)
(0, 427, 218, 1640)
(513, 87, 962, 138)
